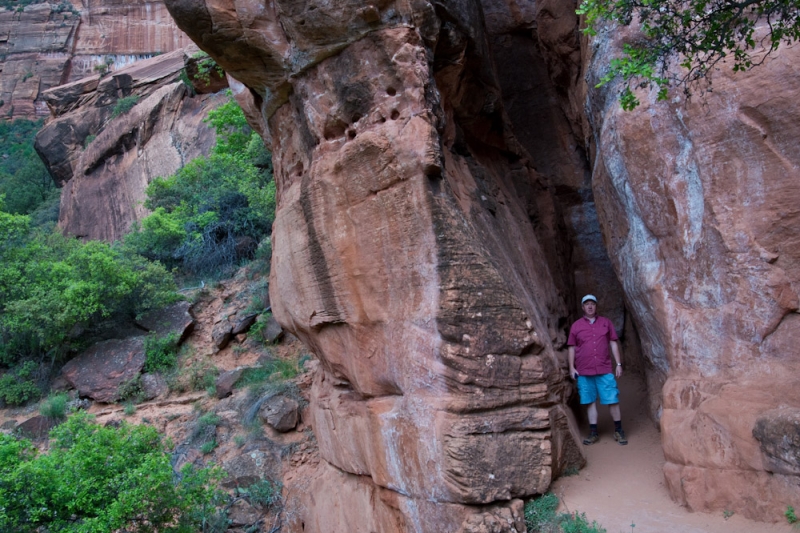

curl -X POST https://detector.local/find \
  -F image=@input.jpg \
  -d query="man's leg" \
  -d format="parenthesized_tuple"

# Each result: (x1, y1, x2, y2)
(608, 403, 627, 445)
(587, 401, 599, 425)
(608, 403, 620, 422)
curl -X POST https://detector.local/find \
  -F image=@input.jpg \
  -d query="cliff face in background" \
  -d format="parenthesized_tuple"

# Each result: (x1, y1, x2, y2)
(34, 46, 225, 241)
(0, 0, 193, 120)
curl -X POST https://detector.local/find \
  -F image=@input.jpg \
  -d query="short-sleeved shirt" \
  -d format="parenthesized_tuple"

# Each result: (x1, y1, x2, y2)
(567, 315, 619, 376)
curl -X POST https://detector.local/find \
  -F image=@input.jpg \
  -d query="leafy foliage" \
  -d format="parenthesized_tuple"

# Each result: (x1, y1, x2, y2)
(0, 119, 59, 222)
(0, 411, 226, 533)
(0, 360, 41, 405)
(524, 494, 607, 533)
(144, 331, 181, 373)
(126, 94, 275, 278)
(39, 392, 70, 420)
(578, 0, 800, 109)
(238, 478, 282, 509)
(111, 95, 140, 118)
(191, 52, 225, 85)
(0, 204, 179, 385)
(787, 505, 798, 524)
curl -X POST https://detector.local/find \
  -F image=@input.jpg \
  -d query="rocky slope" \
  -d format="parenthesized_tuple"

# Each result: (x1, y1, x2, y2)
(159, 0, 800, 530)
(0, 0, 193, 120)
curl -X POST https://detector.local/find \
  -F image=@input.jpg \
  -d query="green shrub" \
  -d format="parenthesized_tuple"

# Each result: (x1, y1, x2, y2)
(0, 360, 40, 405)
(111, 95, 140, 118)
(525, 493, 560, 532)
(124, 94, 275, 278)
(123, 402, 136, 416)
(558, 512, 606, 533)
(240, 478, 281, 509)
(39, 392, 69, 420)
(191, 52, 224, 85)
(0, 411, 225, 532)
(0, 119, 58, 219)
(0, 206, 180, 368)
(787, 505, 798, 524)
(117, 375, 145, 404)
(199, 440, 217, 454)
(144, 331, 180, 373)
(84, 134, 96, 148)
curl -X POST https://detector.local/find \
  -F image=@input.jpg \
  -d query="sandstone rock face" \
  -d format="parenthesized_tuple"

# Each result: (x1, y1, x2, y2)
(0, 0, 193, 120)
(61, 337, 146, 402)
(586, 29, 800, 521)
(35, 47, 224, 241)
(165, 1, 584, 531)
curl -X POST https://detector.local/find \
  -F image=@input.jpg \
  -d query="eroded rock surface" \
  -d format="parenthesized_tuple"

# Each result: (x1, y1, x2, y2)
(0, 0, 194, 120)
(35, 47, 225, 241)
(165, 1, 585, 531)
(586, 27, 800, 521)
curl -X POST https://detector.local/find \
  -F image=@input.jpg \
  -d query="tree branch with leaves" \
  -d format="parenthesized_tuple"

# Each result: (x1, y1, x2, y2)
(579, 0, 800, 109)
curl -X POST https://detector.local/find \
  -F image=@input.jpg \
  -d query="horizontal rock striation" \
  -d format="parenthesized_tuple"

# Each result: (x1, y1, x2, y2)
(0, 0, 193, 120)
(164, 0, 585, 531)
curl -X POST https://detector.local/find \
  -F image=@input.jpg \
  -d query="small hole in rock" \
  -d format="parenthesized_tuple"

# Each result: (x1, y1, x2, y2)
(390, 109, 400, 120)
(386, 87, 397, 96)
(351, 114, 362, 123)
(347, 130, 356, 139)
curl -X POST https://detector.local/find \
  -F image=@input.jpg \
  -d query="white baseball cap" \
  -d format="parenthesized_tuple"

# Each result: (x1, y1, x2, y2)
(581, 294, 597, 304)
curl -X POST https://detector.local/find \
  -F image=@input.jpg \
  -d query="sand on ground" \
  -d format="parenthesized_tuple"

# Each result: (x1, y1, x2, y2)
(551, 374, 793, 533)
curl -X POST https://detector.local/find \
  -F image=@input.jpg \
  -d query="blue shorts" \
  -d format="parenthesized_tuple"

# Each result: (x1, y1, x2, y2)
(577, 374, 619, 405)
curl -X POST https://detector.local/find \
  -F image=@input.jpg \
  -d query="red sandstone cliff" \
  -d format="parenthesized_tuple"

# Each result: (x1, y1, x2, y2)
(24, 0, 800, 529)
(0, 0, 193, 120)
(34, 46, 226, 241)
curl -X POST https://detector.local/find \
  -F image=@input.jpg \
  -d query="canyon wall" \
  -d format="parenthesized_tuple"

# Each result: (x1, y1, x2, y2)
(35, 47, 225, 241)
(164, 1, 587, 531)
(586, 27, 800, 520)
(0, 0, 193, 120)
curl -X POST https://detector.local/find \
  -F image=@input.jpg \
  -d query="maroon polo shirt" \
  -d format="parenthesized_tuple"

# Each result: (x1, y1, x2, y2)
(567, 315, 618, 376)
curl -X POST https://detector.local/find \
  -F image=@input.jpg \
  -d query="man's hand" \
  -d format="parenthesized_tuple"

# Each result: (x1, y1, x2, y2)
(615, 364, 623, 378)
(569, 367, 579, 380)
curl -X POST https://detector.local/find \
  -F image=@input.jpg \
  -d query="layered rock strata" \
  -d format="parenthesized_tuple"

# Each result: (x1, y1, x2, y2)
(586, 29, 800, 521)
(164, 1, 585, 531)
(0, 0, 193, 120)
(35, 46, 225, 241)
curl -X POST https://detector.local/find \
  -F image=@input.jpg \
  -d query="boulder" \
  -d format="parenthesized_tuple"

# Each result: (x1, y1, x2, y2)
(212, 320, 233, 350)
(227, 499, 261, 528)
(260, 317, 283, 344)
(140, 373, 168, 401)
(221, 441, 282, 489)
(61, 337, 146, 403)
(231, 313, 258, 335)
(258, 395, 299, 432)
(215, 369, 244, 399)
(135, 301, 195, 342)
(15, 416, 58, 441)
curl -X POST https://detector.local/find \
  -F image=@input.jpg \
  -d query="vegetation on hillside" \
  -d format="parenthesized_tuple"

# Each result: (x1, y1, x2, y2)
(579, 0, 800, 109)
(0, 204, 180, 403)
(126, 93, 275, 279)
(0, 119, 59, 226)
(0, 411, 226, 532)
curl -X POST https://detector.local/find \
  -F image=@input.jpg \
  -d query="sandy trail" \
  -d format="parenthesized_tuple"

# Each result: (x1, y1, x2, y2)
(551, 374, 792, 533)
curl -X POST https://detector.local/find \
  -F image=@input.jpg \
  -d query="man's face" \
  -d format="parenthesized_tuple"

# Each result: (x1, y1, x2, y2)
(582, 300, 597, 317)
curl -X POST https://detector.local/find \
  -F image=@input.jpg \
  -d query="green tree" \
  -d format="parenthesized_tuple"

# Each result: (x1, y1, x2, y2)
(0, 202, 179, 376)
(579, 0, 800, 109)
(0, 411, 226, 532)
(125, 94, 275, 278)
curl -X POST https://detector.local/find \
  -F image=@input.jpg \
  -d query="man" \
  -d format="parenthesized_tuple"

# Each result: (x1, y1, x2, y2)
(567, 294, 627, 445)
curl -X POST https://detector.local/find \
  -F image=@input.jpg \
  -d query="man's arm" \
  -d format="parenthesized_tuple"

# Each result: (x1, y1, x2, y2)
(568, 346, 577, 379)
(610, 340, 622, 378)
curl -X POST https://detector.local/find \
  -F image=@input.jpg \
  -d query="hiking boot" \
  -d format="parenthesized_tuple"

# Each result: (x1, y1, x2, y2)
(614, 430, 628, 445)
(583, 433, 599, 445)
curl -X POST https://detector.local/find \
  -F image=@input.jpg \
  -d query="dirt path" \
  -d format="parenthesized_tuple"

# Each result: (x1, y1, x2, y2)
(551, 374, 792, 533)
